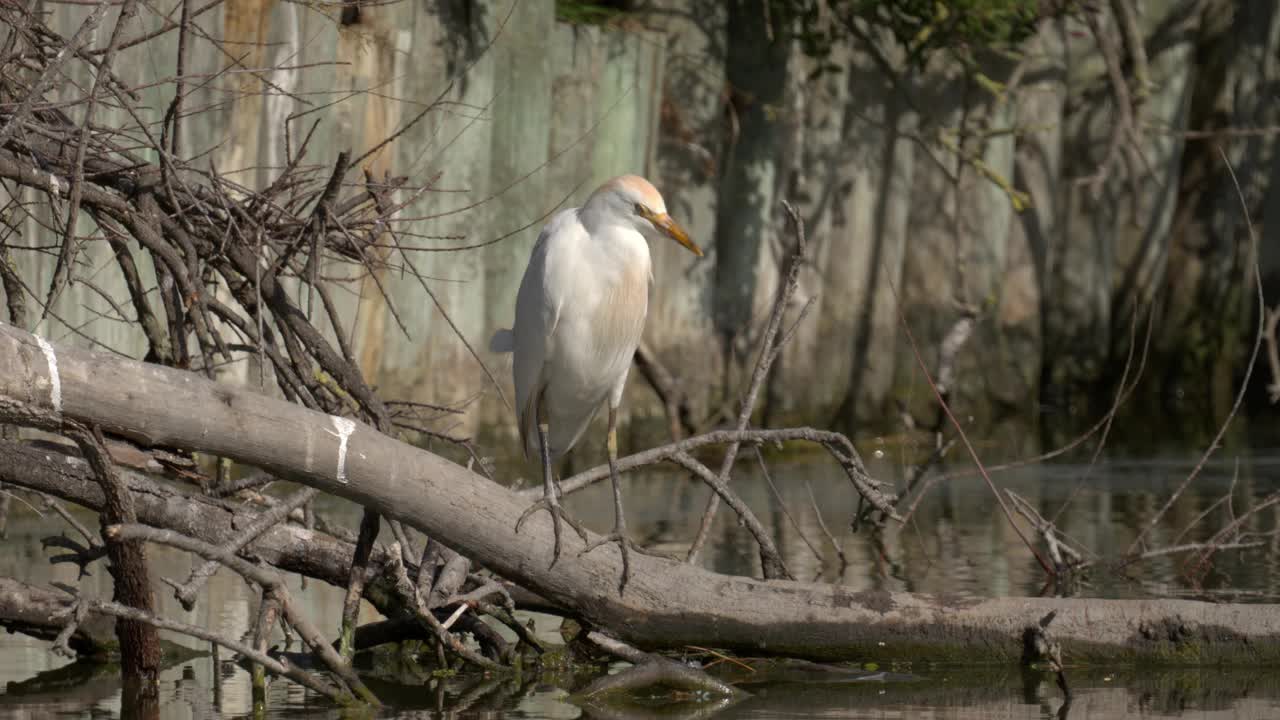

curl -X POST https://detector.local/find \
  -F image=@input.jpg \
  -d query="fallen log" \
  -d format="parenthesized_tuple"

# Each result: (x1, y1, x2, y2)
(3, 322, 1280, 664)
(0, 577, 115, 657)
(0, 438, 561, 625)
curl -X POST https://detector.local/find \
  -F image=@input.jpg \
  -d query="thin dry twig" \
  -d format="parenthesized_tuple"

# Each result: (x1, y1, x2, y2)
(686, 201, 810, 570)
(167, 487, 318, 610)
(540, 426, 897, 520)
(890, 285, 1053, 576)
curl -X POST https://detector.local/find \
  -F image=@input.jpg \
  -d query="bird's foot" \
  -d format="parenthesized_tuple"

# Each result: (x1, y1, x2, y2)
(580, 528, 646, 595)
(516, 494, 588, 569)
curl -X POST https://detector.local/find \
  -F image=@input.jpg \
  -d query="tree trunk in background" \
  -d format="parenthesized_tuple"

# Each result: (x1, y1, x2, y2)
(767, 43, 844, 426)
(712, 0, 791, 394)
(339, 3, 402, 381)
(773, 27, 917, 433)
(1165, 0, 1280, 428)
(1046, 18, 1118, 414)
(892, 53, 1017, 429)
(1047, 0, 1198, 432)
(1263, 151, 1280, 302)
(831, 46, 915, 433)
(998, 21, 1068, 426)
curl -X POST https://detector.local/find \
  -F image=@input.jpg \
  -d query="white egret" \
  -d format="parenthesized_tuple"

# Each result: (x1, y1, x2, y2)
(490, 174, 702, 591)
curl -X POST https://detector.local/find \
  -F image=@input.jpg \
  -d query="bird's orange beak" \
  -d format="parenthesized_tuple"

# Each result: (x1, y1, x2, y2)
(648, 211, 703, 257)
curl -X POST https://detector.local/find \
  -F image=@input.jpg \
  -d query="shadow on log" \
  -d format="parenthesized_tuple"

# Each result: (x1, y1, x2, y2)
(2, 322, 1280, 664)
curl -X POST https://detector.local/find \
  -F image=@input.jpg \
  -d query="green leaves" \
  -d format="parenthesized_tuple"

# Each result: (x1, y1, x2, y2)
(789, 0, 1046, 68)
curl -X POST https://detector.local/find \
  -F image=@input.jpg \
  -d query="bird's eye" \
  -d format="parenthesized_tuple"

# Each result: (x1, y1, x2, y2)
(634, 203, 646, 216)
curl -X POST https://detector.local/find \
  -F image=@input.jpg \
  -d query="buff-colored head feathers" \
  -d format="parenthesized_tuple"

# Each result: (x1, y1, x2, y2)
(600, 174, 665, 213)
(583, 174, 701, 256)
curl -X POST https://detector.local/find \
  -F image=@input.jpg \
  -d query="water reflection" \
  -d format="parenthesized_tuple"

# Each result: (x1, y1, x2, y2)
(564, 448, 1280, 601)
(1, 448, 1278, 718)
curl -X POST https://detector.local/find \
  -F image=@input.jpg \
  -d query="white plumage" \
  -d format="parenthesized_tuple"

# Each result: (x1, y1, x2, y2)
(490, 174, 701, 588)
(493, 174, 700, 462)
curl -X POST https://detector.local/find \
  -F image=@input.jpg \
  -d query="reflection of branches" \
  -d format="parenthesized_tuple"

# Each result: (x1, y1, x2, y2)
(577, 630, 742, 700)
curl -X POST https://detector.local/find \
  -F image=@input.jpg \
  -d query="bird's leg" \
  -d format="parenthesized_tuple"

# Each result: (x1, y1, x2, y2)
(515, 404, 585, 569)
(580, 406, 633, 594)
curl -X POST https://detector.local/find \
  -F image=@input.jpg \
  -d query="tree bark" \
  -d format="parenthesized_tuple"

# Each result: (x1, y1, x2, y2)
(2, 323, 1280, 664)
(711, 0, 791, 369)
(66, 424, 161, 691)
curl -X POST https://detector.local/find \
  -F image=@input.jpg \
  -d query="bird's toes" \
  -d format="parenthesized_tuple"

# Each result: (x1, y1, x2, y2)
(514, 503, 541, 534)
(515, 496, 555, 534)
(579, 532, 624, 557)
(563, 514, 589, 542)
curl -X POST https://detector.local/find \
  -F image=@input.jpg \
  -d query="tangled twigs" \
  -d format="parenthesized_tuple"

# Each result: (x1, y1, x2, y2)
(1007, 490, 1086, 574)
(168, 486, 318, 610)
(1182, 490, 1280, 581)
(1, 3, 408, 432)
(383, 541, 506, 672)
(107, 524, 380, 706)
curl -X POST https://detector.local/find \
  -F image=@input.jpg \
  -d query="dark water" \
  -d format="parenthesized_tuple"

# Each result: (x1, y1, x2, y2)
(2, 444, 1279, 719)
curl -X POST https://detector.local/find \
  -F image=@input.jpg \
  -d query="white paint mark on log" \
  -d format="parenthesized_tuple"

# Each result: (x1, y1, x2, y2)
(441, 603, 468, 630)
(329, 416, 356, 484)
(304, 424, 315, 472)
(34, 335, 62, 415)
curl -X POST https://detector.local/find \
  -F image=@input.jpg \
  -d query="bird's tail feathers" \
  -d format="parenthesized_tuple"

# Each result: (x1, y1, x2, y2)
(489, 328, 514, 353)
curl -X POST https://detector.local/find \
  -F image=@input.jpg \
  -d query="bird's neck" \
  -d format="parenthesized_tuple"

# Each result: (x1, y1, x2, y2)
(577, 201, 613, 233)
(579, 208, 648, 252)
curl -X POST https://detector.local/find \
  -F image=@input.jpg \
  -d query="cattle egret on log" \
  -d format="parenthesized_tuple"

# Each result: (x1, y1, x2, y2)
(490, 174, 702, 592)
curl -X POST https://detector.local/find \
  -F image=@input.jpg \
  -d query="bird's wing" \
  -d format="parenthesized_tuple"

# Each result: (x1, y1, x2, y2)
(511, 208, 580, 457)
